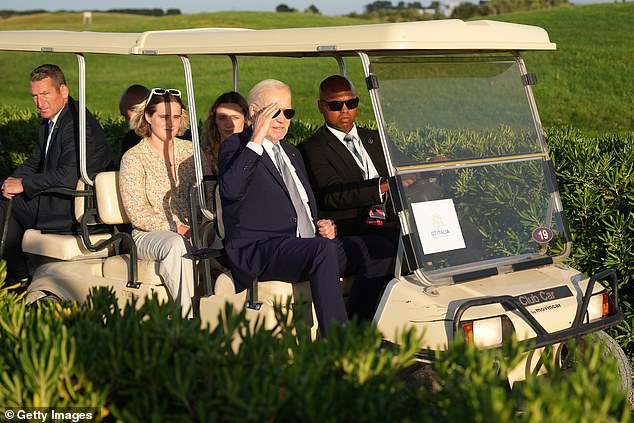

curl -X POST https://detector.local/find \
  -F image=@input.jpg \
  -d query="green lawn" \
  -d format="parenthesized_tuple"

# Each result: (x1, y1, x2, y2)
(0, 5, 632, 133)
(0, 12, 374, 128)
(484, 2, 634, 133)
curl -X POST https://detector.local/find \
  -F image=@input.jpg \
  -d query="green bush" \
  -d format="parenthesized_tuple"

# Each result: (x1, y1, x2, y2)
(546, 128, 634, 358)
(0, 106, 129, 176)
(0, 275, 630, 421)
(0, 105, 40, 178)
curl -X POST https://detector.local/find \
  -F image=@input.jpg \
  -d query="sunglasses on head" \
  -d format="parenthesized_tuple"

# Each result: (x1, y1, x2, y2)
(320, 97, 359, 111)
(272, 108, 296, 120)
(147, 87, 181, 103)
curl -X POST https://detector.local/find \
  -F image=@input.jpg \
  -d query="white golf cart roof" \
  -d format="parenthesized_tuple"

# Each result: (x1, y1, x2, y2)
(0, 20, 555, 56)
(0, 30, 141, 54)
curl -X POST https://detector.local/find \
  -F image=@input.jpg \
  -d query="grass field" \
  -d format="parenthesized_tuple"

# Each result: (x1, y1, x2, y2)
(487, 3, 634, 134)
(0, 5, 632, 133)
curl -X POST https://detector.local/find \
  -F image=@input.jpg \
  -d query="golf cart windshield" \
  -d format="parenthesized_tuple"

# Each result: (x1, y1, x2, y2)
(371, 55, 570, 283)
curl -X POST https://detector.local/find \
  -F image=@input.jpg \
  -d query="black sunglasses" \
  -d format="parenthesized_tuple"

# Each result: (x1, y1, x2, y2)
(320, 97, 359, 111)
(272, 108, 296, 120)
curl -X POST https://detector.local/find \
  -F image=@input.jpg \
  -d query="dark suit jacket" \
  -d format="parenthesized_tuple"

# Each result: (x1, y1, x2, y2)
(298, 125, 391, 236)
(11, 97, 114, 232)
(219, 128, 317, 291)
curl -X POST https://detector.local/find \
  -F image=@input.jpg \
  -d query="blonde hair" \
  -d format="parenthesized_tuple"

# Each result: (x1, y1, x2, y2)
(129, 91, 190, 138)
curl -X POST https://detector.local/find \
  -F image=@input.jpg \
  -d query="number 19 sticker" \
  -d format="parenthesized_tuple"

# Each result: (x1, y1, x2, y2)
(532, 227, 554, 244)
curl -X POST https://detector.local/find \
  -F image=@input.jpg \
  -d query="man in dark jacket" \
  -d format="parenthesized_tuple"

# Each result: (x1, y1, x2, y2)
(0, 64, 114, 285)
(298, 75, 399, 237)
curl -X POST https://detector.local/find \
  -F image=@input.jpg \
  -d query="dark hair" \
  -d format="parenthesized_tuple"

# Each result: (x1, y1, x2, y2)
(119, 84, 150, 117)
(30, 64, 66, 89)
(201, 91, 249, 163)
(319, 74, 355, 99)
(129, 91, 189, 138)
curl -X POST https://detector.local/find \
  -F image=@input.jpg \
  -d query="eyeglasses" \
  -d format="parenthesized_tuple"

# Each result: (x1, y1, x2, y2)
(272, 108, 295, 120)
(147, 88, 181, 103)
(320, 97, 359, 111)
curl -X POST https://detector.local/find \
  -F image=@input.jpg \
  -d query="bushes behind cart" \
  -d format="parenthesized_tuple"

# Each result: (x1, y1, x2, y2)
(0, 269, 630, 422)
(546, 128, 634, 360)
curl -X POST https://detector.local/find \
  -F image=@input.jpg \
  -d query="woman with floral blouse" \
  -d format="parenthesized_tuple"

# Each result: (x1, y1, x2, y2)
(119, 88, 207, 318)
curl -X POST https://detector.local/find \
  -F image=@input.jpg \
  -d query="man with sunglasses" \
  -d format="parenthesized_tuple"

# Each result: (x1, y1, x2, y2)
(298, 75, 403, 320)
(0, 64, 114, 287)
(299, 75, 395, 238)
(218, 79, 394, 333)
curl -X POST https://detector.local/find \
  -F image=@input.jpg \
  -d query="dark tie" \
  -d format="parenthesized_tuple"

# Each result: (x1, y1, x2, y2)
(344, 134, 366, 178)
(271, 143, 315, 238)
(44, 120, 55, 157)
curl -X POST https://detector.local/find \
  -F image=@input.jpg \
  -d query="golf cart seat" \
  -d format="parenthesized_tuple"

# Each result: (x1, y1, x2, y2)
(20, 179, 112, 261)
(21, 229, 112, 261)
(214, 272, 354, 304)
(215, 271, 312, 303)
(93, 171, 164, 285)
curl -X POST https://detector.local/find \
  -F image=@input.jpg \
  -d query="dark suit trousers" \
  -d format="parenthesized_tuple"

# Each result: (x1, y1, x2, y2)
(337, 234, 396, 321)
(258, 236, 348, 334)
(0, 195, 38, 281)
(257, 234, 395, 333)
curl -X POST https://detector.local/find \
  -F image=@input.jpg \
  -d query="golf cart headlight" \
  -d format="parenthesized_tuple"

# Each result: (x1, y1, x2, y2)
(587, 292, 610, 322)
(461, 315, 514, 347)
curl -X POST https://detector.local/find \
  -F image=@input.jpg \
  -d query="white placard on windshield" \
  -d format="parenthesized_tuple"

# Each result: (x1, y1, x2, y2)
(412, 199, 466, 255)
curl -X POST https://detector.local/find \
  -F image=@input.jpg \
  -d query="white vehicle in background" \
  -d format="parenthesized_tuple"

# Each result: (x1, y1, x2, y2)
(0, 20, 630, 391)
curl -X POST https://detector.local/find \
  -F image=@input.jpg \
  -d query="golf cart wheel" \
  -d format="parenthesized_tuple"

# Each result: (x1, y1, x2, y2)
(560, 331, 632, 401)
(32, 292, 63, 305)
(592, 331, 633, 404)
(398, 361, 440, 390)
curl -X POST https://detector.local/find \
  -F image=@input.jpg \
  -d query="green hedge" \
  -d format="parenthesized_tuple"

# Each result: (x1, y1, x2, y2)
(546, 128, 634, 358)
(0, 269, 630, 422)
(1, 109, 634, 356)
(0, 106, 634, 398)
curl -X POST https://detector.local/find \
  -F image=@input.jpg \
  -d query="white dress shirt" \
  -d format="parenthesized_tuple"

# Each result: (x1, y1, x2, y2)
(326, 123, 384, 201)
(44, 109, 63, 157)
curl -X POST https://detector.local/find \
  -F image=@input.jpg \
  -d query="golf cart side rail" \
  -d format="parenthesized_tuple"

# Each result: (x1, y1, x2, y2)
(452, 269, 623, 349)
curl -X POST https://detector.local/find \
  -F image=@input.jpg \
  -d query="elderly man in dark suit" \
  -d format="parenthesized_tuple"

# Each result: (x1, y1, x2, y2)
(219, 79, 394, 333)
(0, 64, 114, 285)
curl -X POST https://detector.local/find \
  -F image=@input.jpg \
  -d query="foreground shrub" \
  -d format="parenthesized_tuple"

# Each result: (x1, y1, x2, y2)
(0, 278, 630, 422)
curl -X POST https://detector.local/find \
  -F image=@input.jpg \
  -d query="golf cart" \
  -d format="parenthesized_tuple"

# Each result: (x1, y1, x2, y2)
(0, 20, 629, 390)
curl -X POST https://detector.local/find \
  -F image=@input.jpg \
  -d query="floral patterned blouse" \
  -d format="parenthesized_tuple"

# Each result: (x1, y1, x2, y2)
(119, 137, 206, 233)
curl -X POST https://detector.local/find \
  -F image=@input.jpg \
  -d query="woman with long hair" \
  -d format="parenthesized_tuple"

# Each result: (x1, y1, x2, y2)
(201, 91, 249, 172)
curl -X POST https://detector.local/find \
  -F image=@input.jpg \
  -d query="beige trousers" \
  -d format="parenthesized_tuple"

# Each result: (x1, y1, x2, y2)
(133, 230, 194, 319)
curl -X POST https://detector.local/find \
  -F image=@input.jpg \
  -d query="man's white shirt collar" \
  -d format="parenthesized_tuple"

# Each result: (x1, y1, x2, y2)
(325, 123, 379, 180)
(326, 123, 359, 143)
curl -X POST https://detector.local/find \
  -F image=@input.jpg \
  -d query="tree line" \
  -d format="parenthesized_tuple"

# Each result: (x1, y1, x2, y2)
(0, 8, 181, 19)
(276, 0, 571, 20)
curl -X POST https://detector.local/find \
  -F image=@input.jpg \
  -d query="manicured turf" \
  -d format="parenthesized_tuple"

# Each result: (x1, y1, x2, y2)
(484, 2, 634, 133)
(0, 5, 632, 133)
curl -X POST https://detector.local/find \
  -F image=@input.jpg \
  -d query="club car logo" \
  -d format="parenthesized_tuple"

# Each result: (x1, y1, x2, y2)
(516, 286, 572, 310)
